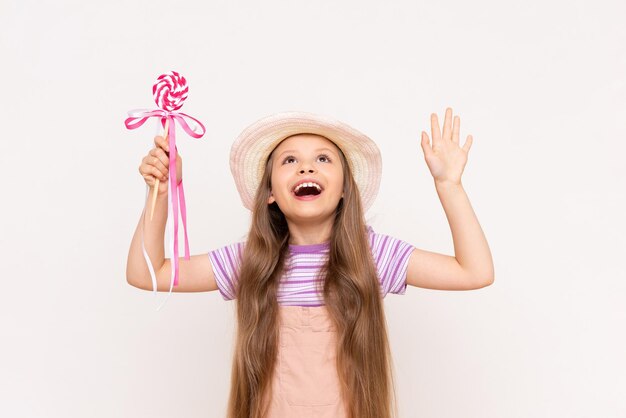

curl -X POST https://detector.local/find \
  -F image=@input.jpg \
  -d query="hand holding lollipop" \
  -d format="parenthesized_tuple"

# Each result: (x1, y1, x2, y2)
(139, 129, 182, 196)
(151, 118, 170, 214)
(125, 71, 206, 307)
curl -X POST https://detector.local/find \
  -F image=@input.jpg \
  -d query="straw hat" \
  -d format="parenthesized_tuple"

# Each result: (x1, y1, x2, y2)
(230, 111, 382, 212)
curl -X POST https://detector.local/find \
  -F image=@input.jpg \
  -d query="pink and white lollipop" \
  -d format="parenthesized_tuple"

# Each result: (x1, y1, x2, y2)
(125, 71, 206, 309)
(149, 71, 190, 216)
(153, 71, 189, 111)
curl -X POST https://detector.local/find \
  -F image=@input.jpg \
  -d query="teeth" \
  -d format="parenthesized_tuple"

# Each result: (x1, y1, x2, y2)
(294, 182, 322, 193)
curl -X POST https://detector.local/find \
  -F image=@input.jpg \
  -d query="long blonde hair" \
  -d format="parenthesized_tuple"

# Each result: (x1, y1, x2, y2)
(226, 136, 399, 418)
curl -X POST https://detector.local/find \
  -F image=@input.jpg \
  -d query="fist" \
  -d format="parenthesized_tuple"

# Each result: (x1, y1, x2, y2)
(138, 135, 183, 195)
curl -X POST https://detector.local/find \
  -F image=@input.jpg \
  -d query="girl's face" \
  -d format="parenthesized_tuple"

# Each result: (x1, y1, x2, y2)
(268, 134, 344, 224)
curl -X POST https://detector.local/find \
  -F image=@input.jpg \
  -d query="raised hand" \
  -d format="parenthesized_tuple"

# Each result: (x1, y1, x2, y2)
(420, 107, 473, 185)
(138, 134, 183, 195)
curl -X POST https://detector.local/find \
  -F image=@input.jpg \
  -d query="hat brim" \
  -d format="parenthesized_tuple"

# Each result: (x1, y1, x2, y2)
(230, 111, 381, 212)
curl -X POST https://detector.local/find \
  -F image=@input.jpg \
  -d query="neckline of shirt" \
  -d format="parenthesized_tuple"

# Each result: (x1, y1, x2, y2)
(288, 241, 330, 253)
(286, 226, 377, 253)
(285, 226, 376, 253)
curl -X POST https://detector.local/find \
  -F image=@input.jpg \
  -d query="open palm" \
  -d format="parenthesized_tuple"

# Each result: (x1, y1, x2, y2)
(420, 107, 473, 185)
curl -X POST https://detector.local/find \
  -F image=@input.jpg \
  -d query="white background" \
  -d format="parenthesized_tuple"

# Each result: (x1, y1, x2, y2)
(1, 0, 625, 417)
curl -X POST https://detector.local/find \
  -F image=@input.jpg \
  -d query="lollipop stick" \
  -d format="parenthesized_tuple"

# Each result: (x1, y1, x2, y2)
(150, 118, 169, 221)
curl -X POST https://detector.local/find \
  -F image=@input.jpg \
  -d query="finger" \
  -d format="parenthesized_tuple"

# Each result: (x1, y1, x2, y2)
(149, 148, 170, 173)
(153, 135, 170, 152)
(430, 113, 441, 145)
(452, 115, 460, 144)
(149, 164, 168, 181)
(141, 157, 168, 181)
(152, 156, 169, 178)
(142, 173, 157, 187)
(420, 131, 433, 158)
(442, 107, 453, 142)
(462, 135, 473, 153)
(144, 172, 167, 187)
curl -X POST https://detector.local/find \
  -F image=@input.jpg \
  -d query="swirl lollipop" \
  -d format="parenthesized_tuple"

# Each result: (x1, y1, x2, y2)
(153, 71, 188, 111)
(150, 72, 189, 216)
(125, 71, 206, 309)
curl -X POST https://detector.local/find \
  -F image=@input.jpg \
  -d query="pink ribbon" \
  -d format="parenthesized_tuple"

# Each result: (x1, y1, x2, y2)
(125, 108, 206, 288)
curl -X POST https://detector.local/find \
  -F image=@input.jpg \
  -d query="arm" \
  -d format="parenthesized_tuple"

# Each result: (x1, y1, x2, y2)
(126, 191, 217, 293)
(127, 135, 217, 293)
(435, 181, 494, 285)
(405, 182, 494, 290)
(406, 107, 494, 290)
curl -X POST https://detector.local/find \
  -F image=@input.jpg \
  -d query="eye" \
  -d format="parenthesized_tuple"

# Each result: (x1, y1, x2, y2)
(318, 154, 331, 163)
(282, 156, 296, 164)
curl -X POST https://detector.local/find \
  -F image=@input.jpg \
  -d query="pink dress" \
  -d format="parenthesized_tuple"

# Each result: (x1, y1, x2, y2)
(262, 305, 348, 418)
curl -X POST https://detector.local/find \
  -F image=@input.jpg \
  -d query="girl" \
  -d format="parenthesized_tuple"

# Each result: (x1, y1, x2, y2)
(126, 108, 494, 418)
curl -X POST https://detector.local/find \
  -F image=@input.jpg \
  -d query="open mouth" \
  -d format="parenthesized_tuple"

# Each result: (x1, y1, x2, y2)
(293, 182, 323, 197)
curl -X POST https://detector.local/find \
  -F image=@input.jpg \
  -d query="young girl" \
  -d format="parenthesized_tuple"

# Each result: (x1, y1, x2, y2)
(126, 108, 494, 418)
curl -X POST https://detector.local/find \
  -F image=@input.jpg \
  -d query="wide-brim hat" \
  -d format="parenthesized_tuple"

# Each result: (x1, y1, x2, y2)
(230, 111, 382, 212)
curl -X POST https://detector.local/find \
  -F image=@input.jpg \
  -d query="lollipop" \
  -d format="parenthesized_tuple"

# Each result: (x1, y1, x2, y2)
(150, 72, 189, 218)
(125, 71, 206, 308)
(153, 72, 188, 111)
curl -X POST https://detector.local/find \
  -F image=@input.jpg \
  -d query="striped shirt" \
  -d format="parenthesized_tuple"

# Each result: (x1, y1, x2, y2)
(207, 225, 415, 306)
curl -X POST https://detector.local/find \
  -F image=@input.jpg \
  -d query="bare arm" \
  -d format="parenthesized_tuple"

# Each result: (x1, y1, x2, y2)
(126, 134, 217, 293)
(125, 190, 165, 288)
(406, 182, 494, 290)
(435, 181, 494, 285)
(126, 189, 218, 292)
(407, 107, 494, 290)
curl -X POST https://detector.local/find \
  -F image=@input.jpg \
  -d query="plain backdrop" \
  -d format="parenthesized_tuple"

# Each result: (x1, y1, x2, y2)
(1, 0, 624, 417)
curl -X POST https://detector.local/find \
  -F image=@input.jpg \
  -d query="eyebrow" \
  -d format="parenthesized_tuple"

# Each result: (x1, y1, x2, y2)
(277, 148, 338, 158)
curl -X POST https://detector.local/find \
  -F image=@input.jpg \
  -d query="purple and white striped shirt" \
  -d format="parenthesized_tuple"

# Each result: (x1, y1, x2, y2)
(207, 225, 415, 306)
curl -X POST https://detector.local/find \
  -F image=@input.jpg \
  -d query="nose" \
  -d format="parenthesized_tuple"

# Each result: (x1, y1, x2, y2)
(298, 160, 315, 174)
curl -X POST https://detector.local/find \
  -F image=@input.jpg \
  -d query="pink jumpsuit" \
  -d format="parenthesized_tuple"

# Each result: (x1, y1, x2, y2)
(262, 305, 348, 418)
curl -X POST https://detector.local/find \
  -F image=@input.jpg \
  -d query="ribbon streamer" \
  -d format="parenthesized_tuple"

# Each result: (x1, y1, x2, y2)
(126, 108, 206, 308)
